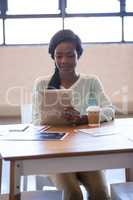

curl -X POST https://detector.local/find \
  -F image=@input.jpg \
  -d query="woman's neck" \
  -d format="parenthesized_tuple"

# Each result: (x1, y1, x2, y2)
(60, 74, 79, 89)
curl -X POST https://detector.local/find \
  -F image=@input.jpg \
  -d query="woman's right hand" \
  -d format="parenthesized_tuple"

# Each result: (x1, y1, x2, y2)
(62, 106, 88, 125)
(62, 106, 81, 125)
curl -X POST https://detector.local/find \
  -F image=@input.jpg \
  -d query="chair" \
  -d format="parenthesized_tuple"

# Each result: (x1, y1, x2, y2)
(0, 190, 63, 200)
(20, 104, 32, 124)
(111, 182, 133, 200)
(20, 104, 55, 191)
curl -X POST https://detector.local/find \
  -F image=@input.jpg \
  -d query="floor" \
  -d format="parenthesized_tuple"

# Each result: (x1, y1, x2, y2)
(0, 116, 126, 199)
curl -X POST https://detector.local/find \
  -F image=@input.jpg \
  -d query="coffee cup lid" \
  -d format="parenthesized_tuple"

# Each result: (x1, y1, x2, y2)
(86, 106, 100, 112)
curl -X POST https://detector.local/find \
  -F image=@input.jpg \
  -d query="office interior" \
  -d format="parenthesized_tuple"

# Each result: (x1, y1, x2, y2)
(0, 0, 133, 198)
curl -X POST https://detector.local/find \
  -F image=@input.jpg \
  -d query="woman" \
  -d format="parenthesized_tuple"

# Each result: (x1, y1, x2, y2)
(32, 29, 115, 200)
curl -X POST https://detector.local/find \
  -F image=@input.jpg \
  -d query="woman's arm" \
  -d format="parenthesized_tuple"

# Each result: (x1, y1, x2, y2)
(32, 79, 47, 125)
(92, 77, 115, 122)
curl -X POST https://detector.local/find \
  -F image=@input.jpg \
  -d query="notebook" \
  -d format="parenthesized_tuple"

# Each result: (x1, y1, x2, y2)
(42, 89, 73, 125)
(77, 126, 118, 137)
(0, 131, 68, 141)
(0, 124, 29, 134)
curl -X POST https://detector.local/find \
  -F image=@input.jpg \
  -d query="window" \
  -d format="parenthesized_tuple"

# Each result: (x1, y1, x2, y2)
(0, 0, 133, 45)
(126, 0, 133, 12)
(66, 0, 120, 13)
(0, 19, 3, 44)
(7, 0, 59, 14)
(65, 17, 122, 42)
(5, 18, 62, 44)
(124, 17, 133, 41)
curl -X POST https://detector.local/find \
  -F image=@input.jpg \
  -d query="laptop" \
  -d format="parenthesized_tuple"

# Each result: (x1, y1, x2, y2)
(42, 89, 73, 125)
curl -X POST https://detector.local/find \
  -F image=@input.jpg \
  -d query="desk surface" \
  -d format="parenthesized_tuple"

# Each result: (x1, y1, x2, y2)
(0, 118, 133, 161)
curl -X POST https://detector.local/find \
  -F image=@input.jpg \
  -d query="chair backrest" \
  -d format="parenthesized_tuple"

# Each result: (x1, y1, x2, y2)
(21, 104, 32, 123)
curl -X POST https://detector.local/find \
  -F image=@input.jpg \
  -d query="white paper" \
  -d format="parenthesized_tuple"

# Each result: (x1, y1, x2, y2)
(0, 124, 29, 134)
(0, 124, 50, 136)
(126, 134, 133, 142)
(0, 132, 66, 141)
(77, 126, 118, 137)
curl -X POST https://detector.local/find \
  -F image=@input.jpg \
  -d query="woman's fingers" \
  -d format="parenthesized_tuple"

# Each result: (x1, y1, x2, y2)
(64, 106, 80, 115)
(62, 107, 80, 124)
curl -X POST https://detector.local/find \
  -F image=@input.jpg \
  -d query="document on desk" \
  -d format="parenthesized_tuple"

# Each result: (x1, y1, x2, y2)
(0, 124, 50, 134)
(0, 124, 29, 134)
(77, 126, 118, 137)
(126, 134, 133, 142)
(0, 131, 67, 141)
(0, 124, 67, 141)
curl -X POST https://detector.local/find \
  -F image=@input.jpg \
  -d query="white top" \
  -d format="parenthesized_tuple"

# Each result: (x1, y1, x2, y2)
(32, 74, 115, 125)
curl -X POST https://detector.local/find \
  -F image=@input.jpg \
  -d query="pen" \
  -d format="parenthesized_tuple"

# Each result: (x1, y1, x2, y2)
(9, 125, 29, 132)
(39, 126, 51, 132)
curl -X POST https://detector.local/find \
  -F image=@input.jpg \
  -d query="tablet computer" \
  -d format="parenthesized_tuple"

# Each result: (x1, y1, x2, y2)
(0, 131, 68, 141)
(37, 131, 68, 140)
(42, 89, 73, 125)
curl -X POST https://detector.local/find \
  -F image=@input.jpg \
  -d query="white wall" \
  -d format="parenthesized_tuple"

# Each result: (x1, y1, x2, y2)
(0, 44, 133, 116)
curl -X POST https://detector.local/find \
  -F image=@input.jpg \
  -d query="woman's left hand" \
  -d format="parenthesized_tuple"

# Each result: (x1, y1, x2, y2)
(62, 106, 81, 125)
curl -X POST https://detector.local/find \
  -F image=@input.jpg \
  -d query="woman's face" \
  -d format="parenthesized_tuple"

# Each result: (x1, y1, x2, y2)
(54, 41, 78, 77)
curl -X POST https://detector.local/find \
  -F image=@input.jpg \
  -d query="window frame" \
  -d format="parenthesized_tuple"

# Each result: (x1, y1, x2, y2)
(0, 0, 133, 45)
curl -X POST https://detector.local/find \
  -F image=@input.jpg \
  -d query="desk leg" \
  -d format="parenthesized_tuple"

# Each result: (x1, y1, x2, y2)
(10, 160, 21, 200)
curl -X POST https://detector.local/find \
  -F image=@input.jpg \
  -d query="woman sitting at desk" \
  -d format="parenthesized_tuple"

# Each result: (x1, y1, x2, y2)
(32, 29, 115, 200)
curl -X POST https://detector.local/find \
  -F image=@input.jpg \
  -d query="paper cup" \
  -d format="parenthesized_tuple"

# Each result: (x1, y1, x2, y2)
(86, 106, 100, 127)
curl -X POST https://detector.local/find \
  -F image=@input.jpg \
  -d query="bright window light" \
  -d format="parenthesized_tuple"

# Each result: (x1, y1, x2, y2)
(64, 17, 122, 42)
(0, 20, 3, 44)
(66, 0, 120, 13)
(5, 18, 62, 44)
(126, 0, 133, 12)
(124, 17, 133, 41)
(7, 0, 59, 14)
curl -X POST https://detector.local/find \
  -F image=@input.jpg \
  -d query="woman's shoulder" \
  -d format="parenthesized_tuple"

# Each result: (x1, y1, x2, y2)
(33, 75, 51, 91)
(35, 75, 51, 84)
(80, 73, 100, 82)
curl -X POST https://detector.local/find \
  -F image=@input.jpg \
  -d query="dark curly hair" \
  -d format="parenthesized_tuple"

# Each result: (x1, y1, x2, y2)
(48, 29, 83, 89)
(49, 29, 83, 59)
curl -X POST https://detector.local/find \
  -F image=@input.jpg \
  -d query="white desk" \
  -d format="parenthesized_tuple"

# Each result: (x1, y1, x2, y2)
(1, 118, 133, 200)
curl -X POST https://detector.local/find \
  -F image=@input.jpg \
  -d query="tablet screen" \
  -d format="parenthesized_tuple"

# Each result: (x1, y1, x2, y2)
(42, 89, 73, 125)
(38, 131, 68, 140)
(44, 89, 72, 109)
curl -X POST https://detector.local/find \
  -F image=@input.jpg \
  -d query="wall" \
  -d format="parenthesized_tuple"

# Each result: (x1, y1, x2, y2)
(0, 44, 133, 116)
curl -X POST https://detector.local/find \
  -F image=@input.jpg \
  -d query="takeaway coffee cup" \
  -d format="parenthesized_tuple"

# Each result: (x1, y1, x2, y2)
(86, 106, 100, 127)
